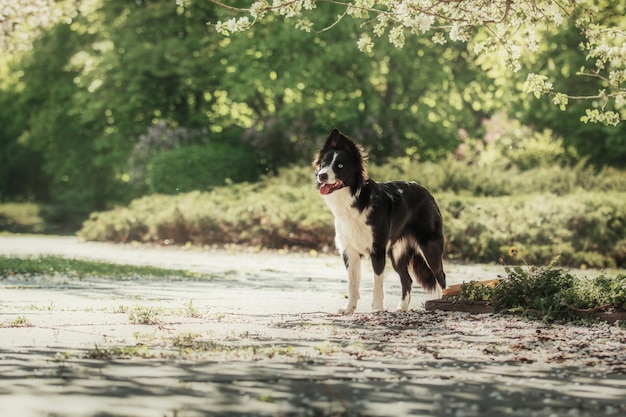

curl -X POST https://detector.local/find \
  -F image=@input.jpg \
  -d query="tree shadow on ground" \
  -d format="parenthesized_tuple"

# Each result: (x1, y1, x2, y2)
(2, 310, 626, 417)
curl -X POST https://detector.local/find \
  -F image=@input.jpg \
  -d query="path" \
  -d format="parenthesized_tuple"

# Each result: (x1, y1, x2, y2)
(1, 235, 625, 417)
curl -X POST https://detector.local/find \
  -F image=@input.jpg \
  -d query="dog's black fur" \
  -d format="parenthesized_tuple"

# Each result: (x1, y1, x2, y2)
(313, 128, 446, 313)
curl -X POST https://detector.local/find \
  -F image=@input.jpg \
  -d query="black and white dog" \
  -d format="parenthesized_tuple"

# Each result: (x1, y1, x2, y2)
(314, 128, 446, 313)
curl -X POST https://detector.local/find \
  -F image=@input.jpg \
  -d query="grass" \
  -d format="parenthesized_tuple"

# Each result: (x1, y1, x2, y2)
(0, 255, 205, 279)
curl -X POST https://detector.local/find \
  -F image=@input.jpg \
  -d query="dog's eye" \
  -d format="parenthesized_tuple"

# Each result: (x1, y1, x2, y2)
(337, 163, 344, 169)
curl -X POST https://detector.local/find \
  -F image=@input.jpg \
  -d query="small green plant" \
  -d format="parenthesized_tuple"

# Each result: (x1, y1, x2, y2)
(182, 299, 202, 318)
(4, 316, 33, 327)
(259, 394, 276, 403)
(113, 305, 129, 314)
(128, 306, 162, 325)
(313, 341, 342, 355)
(85, 345, 152, 359)
(492, 265, 578, 321)
(458, 280, 495, 302)
(170, 332, 203, 348)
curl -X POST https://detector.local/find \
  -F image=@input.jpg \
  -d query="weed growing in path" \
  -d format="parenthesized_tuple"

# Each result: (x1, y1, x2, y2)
(2, 316, 33, 327)
(85, 345, 152, 359)
(128, 306, 162, 325)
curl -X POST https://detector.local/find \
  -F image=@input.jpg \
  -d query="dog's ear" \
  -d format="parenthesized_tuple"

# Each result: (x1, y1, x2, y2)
(313, 128, 345, 169)
(325, 128, 344, 150)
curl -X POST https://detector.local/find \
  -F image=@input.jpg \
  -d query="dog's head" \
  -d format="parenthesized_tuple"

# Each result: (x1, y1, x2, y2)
(313, 128, 367, 196)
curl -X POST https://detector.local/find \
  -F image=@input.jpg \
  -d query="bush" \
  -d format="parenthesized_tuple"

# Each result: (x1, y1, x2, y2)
(148, 143, 262, 194)
(79, 164, 626, 267)
(128, 120, 208, 190)
(79, 168, 335, 250)
(369, 156, 626, 197)
(0, 203, 45, 233)
(456, 264, 626, 322)
(440, 192, 626, 268)
(492, 265, 578, 321)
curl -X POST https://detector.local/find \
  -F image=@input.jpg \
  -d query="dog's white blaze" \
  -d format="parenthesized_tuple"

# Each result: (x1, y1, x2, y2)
(317, 152, 339, 184)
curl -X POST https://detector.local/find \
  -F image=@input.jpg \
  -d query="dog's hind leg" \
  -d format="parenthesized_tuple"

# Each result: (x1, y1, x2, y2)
(419, 238, 446, 292)
(390, 252, 413, 311)
(339, 250, 361, 314)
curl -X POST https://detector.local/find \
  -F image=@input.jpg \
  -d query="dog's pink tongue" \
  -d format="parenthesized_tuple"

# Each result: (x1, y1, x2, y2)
(319, 184, 333, 195)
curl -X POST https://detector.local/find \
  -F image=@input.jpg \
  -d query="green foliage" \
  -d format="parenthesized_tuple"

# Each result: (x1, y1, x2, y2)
(511, 11, 626, 167)
(0, 203, 45, 233)
(79, 166, 334, 249)
(85, 345, 152, 360)
(441, 192, 626, 268)
(0, 255, 202, 279)
(2, 0, 626, 225)
(457, 280, 495, 302)
(492, 265, 578, 321)
(128, 306, 162, 325)
(455, 263, 626, 322)
(147, 143, 261, 194)
(79, 162, 626, 268)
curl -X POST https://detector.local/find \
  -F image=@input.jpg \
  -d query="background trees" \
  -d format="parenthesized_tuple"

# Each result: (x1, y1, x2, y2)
(0, 0, 624, 225)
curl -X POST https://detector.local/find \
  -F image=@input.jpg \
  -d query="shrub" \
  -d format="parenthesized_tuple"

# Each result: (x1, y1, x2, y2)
(440, 192, 626, 268)
(0, 203, 45, 233)
(80, 164, 626, 267)
(79, 170, 335, 250)
(492, 265, 578, 321)
(455, 263, 626, 322)
(148, 143, 261, 194)
(128, 120, 208, 189)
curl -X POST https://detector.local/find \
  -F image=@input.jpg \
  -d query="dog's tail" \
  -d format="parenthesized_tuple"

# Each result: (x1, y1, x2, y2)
(409, 244, 446, 294)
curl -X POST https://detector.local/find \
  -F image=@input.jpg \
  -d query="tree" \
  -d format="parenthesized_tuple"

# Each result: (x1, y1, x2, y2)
(510, 4, 626, 165)
(205, 0, 625, 126)
(9, 0, 231, 211)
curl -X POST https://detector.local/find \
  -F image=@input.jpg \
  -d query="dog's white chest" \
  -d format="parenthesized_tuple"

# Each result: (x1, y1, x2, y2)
(323, 189, 373, 256)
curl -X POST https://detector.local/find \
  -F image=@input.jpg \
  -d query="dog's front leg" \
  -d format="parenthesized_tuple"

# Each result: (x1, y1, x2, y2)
(371, 250, 386, 311)
(339, 250, 361, 314)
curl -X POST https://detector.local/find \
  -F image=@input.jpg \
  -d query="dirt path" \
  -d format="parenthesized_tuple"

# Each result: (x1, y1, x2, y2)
(1, 235, 626, 417)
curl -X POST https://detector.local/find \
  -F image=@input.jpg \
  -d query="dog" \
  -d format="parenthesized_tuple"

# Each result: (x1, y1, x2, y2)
(313, 128, 446, 313)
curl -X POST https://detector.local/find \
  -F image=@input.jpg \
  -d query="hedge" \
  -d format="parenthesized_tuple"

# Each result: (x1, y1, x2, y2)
(79, 165, 626, 268)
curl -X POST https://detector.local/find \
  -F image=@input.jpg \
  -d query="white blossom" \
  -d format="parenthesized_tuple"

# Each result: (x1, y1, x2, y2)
(389, 25, 405, 48)
(357, 33, 374, 54)
(249, 1, 269, 19)
(523, 73, 554, 98)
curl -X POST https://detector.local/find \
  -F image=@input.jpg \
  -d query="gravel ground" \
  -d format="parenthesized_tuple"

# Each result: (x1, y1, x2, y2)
(1, 235, 626, 417)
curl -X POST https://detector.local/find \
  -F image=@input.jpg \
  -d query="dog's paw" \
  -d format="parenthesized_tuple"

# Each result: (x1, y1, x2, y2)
(396, 296, 410, 311)
(371, 301, 385, 312)
(338, 304, 357, 315)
